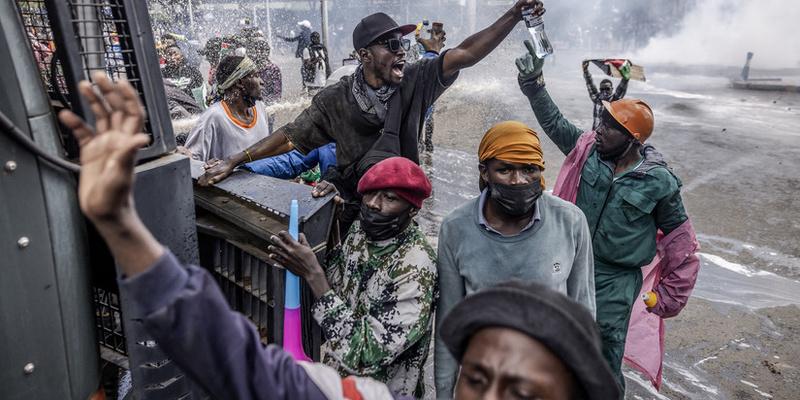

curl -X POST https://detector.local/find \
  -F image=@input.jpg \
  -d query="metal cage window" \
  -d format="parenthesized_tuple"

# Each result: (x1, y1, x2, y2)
(67, 0, 154, 138)
(15, 0, 175, 161)
(93, 286, 127, 355)
(15, 1, 71, 97)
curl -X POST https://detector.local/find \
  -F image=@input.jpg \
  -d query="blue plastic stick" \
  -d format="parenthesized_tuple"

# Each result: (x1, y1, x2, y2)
(285, 200, 301, 309)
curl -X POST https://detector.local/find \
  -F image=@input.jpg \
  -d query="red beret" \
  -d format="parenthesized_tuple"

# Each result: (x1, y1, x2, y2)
(357, 157, 432, 209)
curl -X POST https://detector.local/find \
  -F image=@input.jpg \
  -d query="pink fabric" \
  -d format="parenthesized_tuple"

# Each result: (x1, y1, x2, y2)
(646, 220, 701, 319)
(623, 220, 699, 389)
(624, 257, 666, 388)
(552, 131, 701, 389)
(552, 131, 597, 202)
(283, 308, 311, 361)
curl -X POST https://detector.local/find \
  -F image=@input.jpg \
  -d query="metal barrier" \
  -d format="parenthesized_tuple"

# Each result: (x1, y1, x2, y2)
(192, 160, 335, 359)
(66, 0, 176, 159)
(7, 1, 334, 397)
(15, 0, 175, 160)
(11, 1, 197, 398)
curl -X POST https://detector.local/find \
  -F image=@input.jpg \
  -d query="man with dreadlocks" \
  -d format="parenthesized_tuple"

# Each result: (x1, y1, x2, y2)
(184, 55, 271, 161)
(200, 1, 547, 234)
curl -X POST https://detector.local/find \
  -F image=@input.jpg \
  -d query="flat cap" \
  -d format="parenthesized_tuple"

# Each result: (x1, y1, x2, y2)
(440, 281, 620, 400)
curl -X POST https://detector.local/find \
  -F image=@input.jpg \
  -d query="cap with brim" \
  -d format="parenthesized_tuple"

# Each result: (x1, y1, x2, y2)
(440, 280, 620, 400)
(353, 12, 416, 50)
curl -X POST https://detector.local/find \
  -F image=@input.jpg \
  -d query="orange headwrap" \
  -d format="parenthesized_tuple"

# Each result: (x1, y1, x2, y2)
(478, 121, 545, 187)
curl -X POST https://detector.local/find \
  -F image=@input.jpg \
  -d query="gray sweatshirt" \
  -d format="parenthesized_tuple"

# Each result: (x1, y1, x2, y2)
(434, 193, 595, 398)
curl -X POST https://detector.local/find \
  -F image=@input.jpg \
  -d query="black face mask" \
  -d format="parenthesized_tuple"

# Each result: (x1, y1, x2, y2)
(359, 204, 413, 241)
(597, 137, 634, 161)
(488, 180, 542, 217)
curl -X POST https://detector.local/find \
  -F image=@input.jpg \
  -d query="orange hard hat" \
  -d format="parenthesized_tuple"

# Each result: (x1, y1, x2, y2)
(602, 99, 654, 143)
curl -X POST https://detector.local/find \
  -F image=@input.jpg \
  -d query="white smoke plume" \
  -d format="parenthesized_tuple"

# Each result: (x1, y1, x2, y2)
(634, 0, 800, 69)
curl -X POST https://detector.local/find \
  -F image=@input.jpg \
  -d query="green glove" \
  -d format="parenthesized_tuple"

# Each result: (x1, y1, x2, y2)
(299, 166, 321, 184)
(515, 40, 545, 80)
(620, 61, 631, 80)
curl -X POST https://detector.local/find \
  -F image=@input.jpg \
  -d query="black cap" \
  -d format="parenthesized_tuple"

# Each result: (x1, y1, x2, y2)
(440, 281, 620, 400)
(352, 12, 416, 50)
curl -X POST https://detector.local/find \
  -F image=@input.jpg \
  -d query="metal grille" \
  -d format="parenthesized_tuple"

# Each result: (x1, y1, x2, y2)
(94, 286, 127, 355)
(210, 239, 279, 343)
(15, 1, 70, 100)
(67, 0, 154, 137)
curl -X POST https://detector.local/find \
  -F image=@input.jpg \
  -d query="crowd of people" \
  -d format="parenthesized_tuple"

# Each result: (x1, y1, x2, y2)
(60, 0, 700, 398)
(158, 22, 340, 182)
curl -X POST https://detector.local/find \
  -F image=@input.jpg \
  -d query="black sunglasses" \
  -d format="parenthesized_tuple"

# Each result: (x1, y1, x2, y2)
(373, 38, 411, 53)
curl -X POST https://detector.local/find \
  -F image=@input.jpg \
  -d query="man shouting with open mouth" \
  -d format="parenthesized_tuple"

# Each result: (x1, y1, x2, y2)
(199, 1, 546, 235)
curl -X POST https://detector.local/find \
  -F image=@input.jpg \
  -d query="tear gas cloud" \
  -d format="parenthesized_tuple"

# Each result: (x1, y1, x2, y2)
(151, 0, 797, 69)
(634, 0, 800, 69)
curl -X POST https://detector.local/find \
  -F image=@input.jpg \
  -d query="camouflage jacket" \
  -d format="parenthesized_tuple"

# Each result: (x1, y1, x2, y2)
(311, 221, 437, 398)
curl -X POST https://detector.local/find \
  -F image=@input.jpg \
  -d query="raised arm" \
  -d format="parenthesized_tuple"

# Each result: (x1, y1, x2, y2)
(516, 41, 584, 155)
(614, 76, 629, 100)
(441, 0, 544, 79)
(583, 60, 599, 102)
(57, 73, 328, 399)
(58, 73, 163, 275)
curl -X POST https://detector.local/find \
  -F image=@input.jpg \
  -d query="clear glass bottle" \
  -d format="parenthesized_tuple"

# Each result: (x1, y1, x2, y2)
(522, 8, 553, 58)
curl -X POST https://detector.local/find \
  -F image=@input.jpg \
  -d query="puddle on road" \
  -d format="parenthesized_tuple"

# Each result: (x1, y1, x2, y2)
(692, 252, 800, 309)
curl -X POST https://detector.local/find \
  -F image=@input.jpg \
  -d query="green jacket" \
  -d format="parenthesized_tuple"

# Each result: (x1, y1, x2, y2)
(523, 87, 688, 272)
(312, 221, 437, 398)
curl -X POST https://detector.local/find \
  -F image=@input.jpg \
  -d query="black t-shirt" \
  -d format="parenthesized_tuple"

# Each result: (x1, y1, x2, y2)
(282, 52, 458, 184)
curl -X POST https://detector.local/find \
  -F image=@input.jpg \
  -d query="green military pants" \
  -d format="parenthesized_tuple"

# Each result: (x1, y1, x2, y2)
(595, 263, 643, 395)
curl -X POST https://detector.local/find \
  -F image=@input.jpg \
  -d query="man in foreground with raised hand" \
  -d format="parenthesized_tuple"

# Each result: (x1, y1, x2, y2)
(59, 72, 397, 400)
(59, 73, 619, 400)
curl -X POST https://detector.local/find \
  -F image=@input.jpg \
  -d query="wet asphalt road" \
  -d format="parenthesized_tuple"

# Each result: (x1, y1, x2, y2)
(267, 45, 800, 399)
(426, 47, 800, 400)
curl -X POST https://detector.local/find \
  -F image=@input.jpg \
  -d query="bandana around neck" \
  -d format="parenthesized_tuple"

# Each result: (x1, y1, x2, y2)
(352, 65, 396, 121)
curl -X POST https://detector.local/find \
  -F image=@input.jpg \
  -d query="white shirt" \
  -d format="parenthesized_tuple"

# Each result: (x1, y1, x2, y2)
(184, 100, 271, 161)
